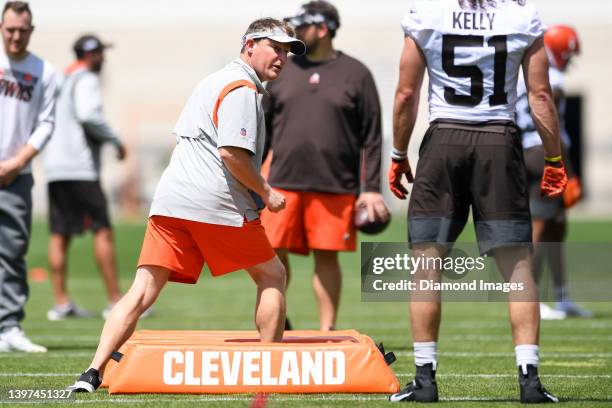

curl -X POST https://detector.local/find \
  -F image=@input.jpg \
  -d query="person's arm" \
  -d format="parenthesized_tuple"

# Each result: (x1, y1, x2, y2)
(0, 67, 57, 186)
(0, 145, 38, 187)
(522, 37, 567, 197)
(522, 37, 561, 159)
(219, 146, 285, 212)
(389, 35, 426, 199)
(355, 70, 389, 221)
(75, 74, 126, 160)
(216, 86, 285, 212)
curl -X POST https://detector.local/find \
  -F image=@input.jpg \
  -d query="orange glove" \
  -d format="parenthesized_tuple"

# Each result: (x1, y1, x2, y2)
(388, 159, 414, 200)
(563, 176, 582, 208)
(540, 161, 568, 198)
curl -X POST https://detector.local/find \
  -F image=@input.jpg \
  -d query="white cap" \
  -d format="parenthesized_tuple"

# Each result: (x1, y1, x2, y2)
(242, 28, 306, 55)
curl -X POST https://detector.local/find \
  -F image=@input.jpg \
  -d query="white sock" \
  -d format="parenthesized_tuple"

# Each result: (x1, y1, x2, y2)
(414, 341, 437, 370)
(515, 344, 539, 375)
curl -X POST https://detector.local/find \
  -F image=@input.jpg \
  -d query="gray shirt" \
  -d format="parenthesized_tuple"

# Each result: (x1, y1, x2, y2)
(43, 66, 121, 182)
(149, 58, 267, 227)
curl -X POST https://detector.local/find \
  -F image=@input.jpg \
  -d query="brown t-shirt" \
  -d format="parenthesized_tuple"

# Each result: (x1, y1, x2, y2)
(263, 52, 382, 194)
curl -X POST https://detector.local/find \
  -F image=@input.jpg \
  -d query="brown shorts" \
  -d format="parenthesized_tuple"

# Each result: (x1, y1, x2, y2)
(408, 120, 532, 255)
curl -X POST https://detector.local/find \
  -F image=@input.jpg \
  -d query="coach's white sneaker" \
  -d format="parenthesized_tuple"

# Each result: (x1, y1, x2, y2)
(540, 303, 566, 320)
(0, 338, 9, 352)
(0, 327, 47, 353)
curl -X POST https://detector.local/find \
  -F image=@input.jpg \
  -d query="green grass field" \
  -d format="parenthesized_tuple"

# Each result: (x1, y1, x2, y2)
(1, 217, 611, 407)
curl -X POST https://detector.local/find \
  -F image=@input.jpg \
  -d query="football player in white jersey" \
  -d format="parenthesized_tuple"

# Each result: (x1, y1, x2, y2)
(516, 25, 590, 320)
(388, 0, 564, 403)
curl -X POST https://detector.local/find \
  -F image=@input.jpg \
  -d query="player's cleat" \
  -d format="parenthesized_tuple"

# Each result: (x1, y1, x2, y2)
(389, 363, 438, 402)
(47, 302, 93, 321)
(519, 365, 559, 403)
(67, 368, 101, 393)
(0, 327, 47, 353)
(555, 300, 592, 318)
(539, 303, 566, 320)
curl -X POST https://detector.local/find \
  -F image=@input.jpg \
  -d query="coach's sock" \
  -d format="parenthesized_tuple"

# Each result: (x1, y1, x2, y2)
(414, 341, 437, 370)
(515, 344, 539, 375)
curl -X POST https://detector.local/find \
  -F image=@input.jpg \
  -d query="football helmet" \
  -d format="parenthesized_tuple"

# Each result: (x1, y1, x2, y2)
(544, 25, 580, 71)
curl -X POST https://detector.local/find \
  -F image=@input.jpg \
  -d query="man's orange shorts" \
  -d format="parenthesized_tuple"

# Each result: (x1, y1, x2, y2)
(137, 215, 275, 284)
(260, 189, 357, 255)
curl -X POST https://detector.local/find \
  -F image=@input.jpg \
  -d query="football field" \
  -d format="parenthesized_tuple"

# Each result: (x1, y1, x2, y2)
(1, 217, 611, 407)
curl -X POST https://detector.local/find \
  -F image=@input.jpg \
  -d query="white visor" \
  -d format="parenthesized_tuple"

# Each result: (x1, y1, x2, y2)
(242, 29, 306, 55)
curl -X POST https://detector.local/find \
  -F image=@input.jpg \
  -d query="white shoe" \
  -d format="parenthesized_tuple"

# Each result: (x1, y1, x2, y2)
(0, 327, 47, 353)
(540, 303, 567, 320)
(0, 339, 9, 352)
(555, 300, 593, 318)
(47, 302, 93, 321)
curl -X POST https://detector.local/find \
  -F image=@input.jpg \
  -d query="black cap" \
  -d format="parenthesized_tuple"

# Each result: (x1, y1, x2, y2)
(73, 34, 112, 56)
(285, 1, 340, 31)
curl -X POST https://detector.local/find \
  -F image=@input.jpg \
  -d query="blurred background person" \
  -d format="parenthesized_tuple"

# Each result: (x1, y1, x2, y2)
(261, 0, 388, 331)
(0, 0, 55, 352)
(43, 34, 127, 321)
(516, 24, 591, 320)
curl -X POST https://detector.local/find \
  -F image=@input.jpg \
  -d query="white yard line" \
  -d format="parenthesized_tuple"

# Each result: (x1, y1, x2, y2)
(1, 372, 610, 379)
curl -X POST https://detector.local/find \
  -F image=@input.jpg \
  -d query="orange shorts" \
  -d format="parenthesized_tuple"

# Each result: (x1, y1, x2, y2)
(260, 189, 357, 255)
(137, 215, 275, 284)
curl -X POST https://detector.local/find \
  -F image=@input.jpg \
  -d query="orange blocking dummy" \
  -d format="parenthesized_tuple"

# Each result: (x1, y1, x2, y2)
(101, 330, 399, 394)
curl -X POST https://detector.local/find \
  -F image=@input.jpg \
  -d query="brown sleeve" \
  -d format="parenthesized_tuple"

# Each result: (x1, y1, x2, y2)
(359, 70, 383, 192)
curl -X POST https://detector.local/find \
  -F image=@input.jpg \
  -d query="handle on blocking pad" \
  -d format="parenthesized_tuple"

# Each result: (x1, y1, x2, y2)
(111, 351, 123, 362)
(377, 342, 397, 366)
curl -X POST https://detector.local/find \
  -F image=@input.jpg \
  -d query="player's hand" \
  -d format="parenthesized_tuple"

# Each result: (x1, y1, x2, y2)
(355, 192, 390, 223)
(264, 188, 286, 213)
(388, 159, 414, 200)
(541, 161, 568, 198)
(0, 157, 23, 187)
(563, 176, 582, 208)
(116, 143, 127, 161)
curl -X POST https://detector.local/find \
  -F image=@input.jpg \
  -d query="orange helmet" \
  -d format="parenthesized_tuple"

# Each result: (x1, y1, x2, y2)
(544, 25, 580, 71)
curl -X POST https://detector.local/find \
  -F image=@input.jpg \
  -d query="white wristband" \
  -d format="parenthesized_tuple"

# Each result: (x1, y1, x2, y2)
(391, 147, 408, 161)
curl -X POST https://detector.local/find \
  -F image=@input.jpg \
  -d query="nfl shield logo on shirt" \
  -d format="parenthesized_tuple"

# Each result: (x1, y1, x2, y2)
(240, 128, 247, 136)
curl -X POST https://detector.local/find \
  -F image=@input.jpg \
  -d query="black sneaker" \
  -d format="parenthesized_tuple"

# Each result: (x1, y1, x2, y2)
(389, 363, 438, 402)
(519, 365, 559, 403)
(67, 368, 101, 393)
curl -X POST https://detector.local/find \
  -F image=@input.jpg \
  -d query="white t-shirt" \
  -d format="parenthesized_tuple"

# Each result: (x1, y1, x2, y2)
(0, 49, 56, 174)
(149, 59, 267, 227)
(401, 0, 545, 122)
(516, 66, 570, 149)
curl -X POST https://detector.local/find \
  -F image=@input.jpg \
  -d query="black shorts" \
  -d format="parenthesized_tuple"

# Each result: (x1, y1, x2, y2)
(523, 145, 565, 223)
(48, 181, 111, 236)
(408, 120, 532, 255)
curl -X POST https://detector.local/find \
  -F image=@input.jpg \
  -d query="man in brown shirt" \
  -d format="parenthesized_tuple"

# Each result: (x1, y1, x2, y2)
(261, 0, 388, 331)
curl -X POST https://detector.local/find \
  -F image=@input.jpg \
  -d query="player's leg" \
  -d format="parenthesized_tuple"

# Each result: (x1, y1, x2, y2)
(475, 127, 557, 403)
(68, 265, 171, 392)
(93, 228, 122, 305)
(312, 249, 341, 331)
(48, 233, 71, 307)
(246, 256, 287, 342)
(391, 124, 470, 403)
(545, 219, 591, 317)
(275, 248, 293, 330)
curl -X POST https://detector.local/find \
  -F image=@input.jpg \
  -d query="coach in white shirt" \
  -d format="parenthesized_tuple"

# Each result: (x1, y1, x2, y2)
(0, 1, 56, 353)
